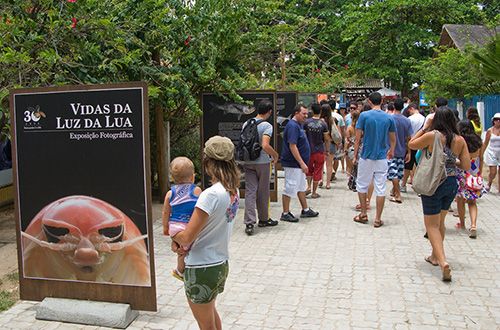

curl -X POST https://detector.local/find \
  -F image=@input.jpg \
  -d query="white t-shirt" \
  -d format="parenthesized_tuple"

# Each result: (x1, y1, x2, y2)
(185, 182, 239, 267)
(332, 111, 345, 127)
(409, 113, 425, 137)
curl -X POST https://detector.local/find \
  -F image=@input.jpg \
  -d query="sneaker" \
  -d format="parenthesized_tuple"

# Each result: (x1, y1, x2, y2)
(280, 212, 299, 222)
(245, 224, 254, 235)
(300, 208, 319, 218)
(258, 219, 278, 227)
(400, 185, 407, 193)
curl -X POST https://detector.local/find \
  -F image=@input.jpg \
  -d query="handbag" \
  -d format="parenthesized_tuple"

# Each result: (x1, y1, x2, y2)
(412, 131, 447, 196)
(330, 122, 342, 144)
(465, 172, 483, 191)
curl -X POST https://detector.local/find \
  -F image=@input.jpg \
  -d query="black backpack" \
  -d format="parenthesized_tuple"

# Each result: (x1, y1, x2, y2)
(236, 119, 265, 161)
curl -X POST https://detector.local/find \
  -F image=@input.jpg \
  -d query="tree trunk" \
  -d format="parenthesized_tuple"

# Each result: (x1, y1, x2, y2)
(152, 49, 169, 200)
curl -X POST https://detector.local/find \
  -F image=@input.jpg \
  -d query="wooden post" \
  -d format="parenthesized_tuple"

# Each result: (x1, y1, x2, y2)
(155, 105, 168, 200)
(152, 49, 168, 200)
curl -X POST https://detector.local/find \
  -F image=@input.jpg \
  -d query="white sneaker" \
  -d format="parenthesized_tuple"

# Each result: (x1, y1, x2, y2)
(400, 185, 407, 193)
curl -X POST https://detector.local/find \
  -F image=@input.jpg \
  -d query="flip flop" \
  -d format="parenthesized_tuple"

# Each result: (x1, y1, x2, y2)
(325, 186, 331, 190)
(373, 220, 384, 228)
(353, 214, 368, 224)
(469, 228, 477, 239)
(442, 264, 452, 282)
(425, 256, 438, 266)
(389, 197, 402, 204)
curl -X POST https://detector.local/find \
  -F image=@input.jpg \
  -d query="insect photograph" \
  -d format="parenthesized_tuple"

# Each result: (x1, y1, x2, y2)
(21, 195, 151, 286)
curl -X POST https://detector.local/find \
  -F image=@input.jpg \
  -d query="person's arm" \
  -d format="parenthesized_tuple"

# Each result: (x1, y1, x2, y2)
(262, 135, 278, 164)
(404, 136, 411, 163)
(172, 207, 209, 246)
(323, 132, 330, 154)
(457, 136, 471, 171)
(344, 127, 351, 151)
(353, 128, 362, 164)
(409, 131, 434, 150)
(387, 132, 396, 159)
(162, 191, 172, 236)
(483, 129, 491, 156)
(290, 144, 308, 174)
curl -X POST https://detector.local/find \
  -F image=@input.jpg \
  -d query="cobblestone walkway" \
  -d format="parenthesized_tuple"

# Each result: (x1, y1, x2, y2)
(0, 174, 499, 329)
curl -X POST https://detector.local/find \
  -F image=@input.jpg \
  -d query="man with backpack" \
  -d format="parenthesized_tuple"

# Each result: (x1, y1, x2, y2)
(238, 99, 279, 236)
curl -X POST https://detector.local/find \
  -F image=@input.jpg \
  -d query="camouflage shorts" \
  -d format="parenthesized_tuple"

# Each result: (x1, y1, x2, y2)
(184, 261, 229, 304)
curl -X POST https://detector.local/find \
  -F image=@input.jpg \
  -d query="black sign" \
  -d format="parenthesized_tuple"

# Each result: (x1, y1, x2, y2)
(276, 92, 298, 157)
(201, 91, 277, 200)
(11, 83, 155, 293)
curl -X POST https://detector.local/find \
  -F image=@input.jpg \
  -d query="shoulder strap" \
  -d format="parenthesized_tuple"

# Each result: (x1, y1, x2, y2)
(169, 185, 177, 202)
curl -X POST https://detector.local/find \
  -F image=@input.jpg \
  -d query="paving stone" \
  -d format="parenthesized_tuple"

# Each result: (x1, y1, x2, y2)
(0, 174, 499, 329)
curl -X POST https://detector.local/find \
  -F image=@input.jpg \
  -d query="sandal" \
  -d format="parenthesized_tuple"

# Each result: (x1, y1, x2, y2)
(171, 269, 184, 282)
(353, 214, 368, 224)
(469, 227, 477, 239)
(442, 264, 452, 282)
(425, 256, 438, 266)
(311, 193, 320, 199)
(373, 220, 384, 228)
(325, 185, 331, 190)
(305, 189, 311, 196)
(389, 197, 402, 204)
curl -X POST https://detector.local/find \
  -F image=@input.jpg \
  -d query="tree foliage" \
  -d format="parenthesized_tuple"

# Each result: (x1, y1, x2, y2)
(413, 46, 499, 103)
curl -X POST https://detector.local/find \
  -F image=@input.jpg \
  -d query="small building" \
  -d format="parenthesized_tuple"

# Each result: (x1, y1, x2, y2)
(438, 24, 499, 51)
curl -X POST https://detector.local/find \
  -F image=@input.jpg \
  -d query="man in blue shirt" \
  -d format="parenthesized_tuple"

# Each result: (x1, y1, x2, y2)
(388, 98, 413, 204)
(353, 92, 396, 227)
(280, 104, 319, 222)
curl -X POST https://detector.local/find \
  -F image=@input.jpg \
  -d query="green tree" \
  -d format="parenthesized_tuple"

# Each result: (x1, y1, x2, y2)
(413, 47, 498, 103)
(338, 0, 488, 93)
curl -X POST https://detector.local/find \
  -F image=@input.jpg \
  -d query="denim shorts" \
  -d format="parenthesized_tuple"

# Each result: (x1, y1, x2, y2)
(420, 176, 458, 215)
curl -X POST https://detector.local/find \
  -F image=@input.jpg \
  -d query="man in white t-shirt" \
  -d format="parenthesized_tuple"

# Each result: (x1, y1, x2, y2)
(401, 103, 425, 192)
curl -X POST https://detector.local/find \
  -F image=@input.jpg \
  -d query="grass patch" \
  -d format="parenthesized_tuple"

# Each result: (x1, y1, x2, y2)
(6, 272, 18, 282)
(0, 290, 15, 312)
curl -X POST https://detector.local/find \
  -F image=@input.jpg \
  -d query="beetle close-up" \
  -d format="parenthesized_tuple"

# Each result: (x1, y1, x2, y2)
(22, 195, 151, 286)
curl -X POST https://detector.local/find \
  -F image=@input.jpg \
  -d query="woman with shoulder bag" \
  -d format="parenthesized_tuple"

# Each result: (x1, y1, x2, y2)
(409, 107, 470, 282)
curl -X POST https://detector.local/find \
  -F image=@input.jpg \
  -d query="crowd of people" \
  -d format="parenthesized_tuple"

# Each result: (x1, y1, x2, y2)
(159, 94, 499, 329)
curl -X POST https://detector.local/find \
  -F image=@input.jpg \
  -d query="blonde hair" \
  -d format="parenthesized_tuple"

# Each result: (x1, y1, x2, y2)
(203, 156, 240, 195)
(170, 157, 195, 183)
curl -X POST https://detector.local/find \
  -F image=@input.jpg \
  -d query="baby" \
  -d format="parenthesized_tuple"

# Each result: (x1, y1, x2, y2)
(162, 157, 202, 280)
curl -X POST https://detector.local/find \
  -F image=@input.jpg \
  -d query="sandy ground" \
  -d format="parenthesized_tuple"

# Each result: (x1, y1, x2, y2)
(0, 205, 18, 295)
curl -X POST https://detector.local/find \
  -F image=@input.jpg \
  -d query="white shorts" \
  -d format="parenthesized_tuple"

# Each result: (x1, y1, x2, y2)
(283, 167, 307, 197)
(356, 158, 388, 196)
(484, 147, 500, 166)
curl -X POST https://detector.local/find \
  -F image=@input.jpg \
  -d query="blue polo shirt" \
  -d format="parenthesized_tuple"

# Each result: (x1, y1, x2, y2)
(356, 109, 396, 160)
(281, 119, 310, 168)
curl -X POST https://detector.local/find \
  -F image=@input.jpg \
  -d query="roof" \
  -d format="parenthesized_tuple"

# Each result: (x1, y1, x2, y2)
(343, 78, 384, 89)
(440, 24, 500, 51)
